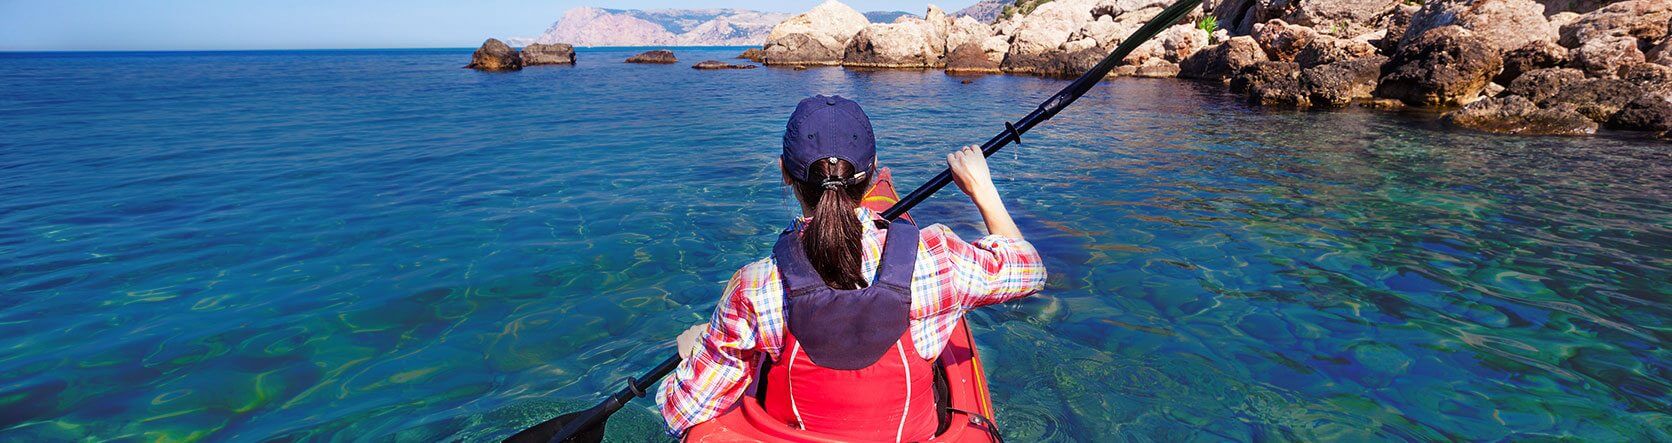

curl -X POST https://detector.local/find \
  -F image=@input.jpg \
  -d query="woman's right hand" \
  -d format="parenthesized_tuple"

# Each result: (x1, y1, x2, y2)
(947, 145, 1023, 239)
(947, 145, 997, 201)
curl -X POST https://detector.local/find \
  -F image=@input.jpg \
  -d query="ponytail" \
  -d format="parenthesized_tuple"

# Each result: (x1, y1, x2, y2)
(789, 159, 872, 289)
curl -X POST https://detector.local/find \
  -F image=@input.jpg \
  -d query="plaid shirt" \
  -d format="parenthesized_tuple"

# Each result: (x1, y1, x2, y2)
(656, 208, 1046, 436)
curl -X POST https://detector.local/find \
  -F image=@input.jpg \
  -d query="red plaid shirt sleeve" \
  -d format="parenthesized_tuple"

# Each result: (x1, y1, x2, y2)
(655, 263, 766, 436)
(924, 226, 1047, 310)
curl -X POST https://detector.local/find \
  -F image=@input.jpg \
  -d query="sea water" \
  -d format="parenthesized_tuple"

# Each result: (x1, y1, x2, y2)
(1, 47, 1667, 441)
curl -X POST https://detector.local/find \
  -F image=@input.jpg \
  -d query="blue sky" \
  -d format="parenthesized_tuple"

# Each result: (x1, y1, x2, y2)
(0, 0, 965, 51)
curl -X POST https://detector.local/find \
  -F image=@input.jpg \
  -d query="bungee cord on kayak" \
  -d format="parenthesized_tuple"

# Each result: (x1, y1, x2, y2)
(506, 1, 1204, 442)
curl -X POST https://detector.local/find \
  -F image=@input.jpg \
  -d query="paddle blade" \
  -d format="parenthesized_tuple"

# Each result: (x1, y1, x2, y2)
(502, 407, 606, 443)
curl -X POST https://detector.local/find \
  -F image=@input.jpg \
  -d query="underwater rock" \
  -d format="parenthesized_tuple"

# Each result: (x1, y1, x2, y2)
(1442, 95, 1599, 135)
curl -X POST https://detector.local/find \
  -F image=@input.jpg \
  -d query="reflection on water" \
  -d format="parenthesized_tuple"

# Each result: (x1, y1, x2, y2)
(0, 48, 1667, 441)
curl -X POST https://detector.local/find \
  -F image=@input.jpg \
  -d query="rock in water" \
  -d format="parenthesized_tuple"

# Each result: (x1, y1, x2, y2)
(1540, 78, 1645, 122)
(466, 38, 522, 71)
(738, 48, 766, 62)
(844, 22, 938, 68)
(522, 43, 575, 65)
(1180, 36, 1267, 80)
(1375, 26, 1503, 107)
(1233, 61, 1309, 106)
(762, 0, 870, 65)
(626, 49, 678, 64)
(945, 42, 1001, 73)
(1609, 89, 1672, 132)
(1301, 56, 1389, 107)
(691, 60, 758, 69)
(1442, 95, 1599, 135)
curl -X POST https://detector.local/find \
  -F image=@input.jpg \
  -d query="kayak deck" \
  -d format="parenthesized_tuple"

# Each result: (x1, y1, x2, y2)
(683, 168, 1000, 442)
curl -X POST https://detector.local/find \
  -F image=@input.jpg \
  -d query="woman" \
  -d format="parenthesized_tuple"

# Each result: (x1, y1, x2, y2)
(657, 95, 1045, 441)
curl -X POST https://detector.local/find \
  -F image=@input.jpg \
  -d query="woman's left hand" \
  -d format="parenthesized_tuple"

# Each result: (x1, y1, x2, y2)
(676, 323, 709, 359)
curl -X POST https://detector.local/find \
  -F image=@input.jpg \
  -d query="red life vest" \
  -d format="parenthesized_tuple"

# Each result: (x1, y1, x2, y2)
(761, 219, 937, 442)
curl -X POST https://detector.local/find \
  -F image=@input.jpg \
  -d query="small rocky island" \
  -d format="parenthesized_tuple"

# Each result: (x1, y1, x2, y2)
(470, 0, 1670, 138)
(465, 39, 575, 71)
(626, 49, 678, 64)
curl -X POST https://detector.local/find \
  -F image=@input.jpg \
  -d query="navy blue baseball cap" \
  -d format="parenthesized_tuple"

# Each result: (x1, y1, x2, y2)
(782, 95, 876, 186)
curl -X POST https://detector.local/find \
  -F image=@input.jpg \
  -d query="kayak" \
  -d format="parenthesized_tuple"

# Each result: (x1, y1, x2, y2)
(683, 167, 1002, 442)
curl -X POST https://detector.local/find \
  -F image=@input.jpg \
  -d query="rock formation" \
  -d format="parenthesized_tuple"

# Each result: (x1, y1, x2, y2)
(762, 0, 871, 65)
(626, 50, 677, 64)
(466, 39, 522, 71)
(692, 60, 758, 69)
(1442, 95, 1599, 135)
(522, 43, 575, 65)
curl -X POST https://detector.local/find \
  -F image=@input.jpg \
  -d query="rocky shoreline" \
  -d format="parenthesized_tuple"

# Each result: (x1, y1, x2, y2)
(473, 0, 1671, 139)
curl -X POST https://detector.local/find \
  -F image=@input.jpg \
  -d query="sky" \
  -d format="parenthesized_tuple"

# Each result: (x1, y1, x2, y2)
(0, 0, 969, 51)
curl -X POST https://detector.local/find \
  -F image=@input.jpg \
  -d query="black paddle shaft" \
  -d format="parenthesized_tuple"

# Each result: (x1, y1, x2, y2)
(516, 1, 1204, 441)
(882, 0, 1203, 221)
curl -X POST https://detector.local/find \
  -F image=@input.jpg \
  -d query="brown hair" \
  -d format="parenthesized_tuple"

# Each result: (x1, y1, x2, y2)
(788, 159, 873, 289)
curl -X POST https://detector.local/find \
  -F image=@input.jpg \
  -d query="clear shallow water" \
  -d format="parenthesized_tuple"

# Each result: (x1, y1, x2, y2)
(0, 47, 1667, 442)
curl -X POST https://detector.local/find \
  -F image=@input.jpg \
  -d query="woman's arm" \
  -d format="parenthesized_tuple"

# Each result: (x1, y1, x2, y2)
(947, 145, 1022, 239)
(656, 267, 762, 437)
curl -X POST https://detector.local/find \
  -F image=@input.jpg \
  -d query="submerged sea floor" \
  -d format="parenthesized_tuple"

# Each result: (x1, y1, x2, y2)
(1, 47, 1668, 441)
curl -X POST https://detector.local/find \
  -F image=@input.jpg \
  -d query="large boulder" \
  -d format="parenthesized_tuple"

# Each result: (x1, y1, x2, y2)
(1495, 40, 1568, 84)
(1180, 35, 1268, 80)
(1647, 37, 1672, 66)
(844, 22, 940, 68)
(1506, 67, 1587, 102)
(1295, 34, 1379, 68)
(1231, 61, 1310, 106)
(763, 0, 871, 65)
(1540, 78, 1645, 122)
(1282, 0, 1403, 37)
(1570, 35, 1646, 77)
(1252, 20, 1319, 63)
(1002, 1, 1095, 73)
(738, 48, 767, 62)
(946, 16, 994, 58)
(1402, 0, 1556, 52)
(1609, 89, 1672, 132)
(1301, 55, 1389, 106)
(1618, 62, 1672, 87)
(1375, 26, 1505, 107)
(626, 49, 678, 63)
(1558, 0, 1672, 48)
(1125, 24, 1210, 65)
(1536, 0, 1615, 15)
(1037, 46, 1107, 78)
(1379, 4, 1422, 54)
(466, 38, 522, 71)
(522, 43, 575, 65)
(946, 42, 1002, 73)
(1441, 95, 1599, 135)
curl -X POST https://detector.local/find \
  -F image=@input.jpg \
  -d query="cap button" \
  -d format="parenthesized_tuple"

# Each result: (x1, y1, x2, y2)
(824, 97, 837, 105)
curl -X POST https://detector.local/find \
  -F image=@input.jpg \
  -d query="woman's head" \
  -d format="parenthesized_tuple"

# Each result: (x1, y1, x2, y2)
(781, 95, 876, 289)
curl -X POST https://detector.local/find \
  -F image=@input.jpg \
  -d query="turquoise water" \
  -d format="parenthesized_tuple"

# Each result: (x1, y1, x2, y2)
(1, 47, 1667, 441)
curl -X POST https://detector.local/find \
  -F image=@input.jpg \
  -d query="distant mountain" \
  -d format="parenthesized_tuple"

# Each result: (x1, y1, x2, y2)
(533, 6, 930, 47)
(535, 7, 793, 47)
(954, 0, 1008, 23)
(863, 11, 917, 23)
